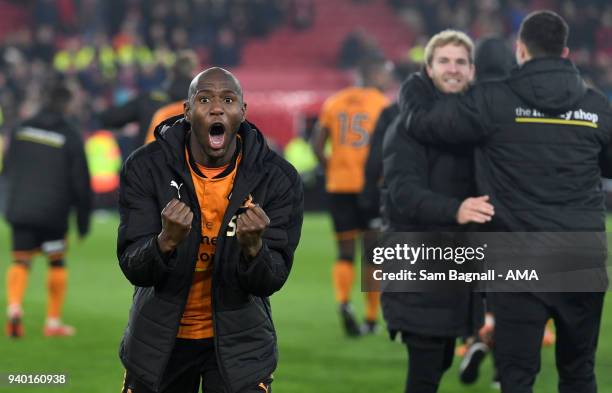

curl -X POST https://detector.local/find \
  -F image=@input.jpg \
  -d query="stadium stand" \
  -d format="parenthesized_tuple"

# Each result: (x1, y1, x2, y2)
(0, 0, 610, 154)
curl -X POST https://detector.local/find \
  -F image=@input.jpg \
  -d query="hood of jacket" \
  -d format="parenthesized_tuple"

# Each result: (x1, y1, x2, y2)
(475, 37, 516, 82)
(508, 57, 586, 115)
(25, 109, 71, 131)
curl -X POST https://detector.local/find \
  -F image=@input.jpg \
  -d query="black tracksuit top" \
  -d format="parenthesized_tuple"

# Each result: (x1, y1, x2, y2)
(2, 110, 92, 235)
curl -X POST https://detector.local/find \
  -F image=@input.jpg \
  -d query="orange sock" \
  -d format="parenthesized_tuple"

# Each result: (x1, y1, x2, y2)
(47, 267, 67, 319)
(332, 261, 354, 303)
(7, 264, 30, 308)
(365, 291, 380, 322)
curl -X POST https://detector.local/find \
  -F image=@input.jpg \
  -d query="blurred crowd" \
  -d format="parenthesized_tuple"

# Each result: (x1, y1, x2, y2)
(389, 0, 612, 97)
(0, 0, 290, 136)
(0, 0, 611, 143)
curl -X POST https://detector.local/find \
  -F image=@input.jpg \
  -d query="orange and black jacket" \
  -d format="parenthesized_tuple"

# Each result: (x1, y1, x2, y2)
(1, 110, 92, 235)
(117, 116, 303, 392)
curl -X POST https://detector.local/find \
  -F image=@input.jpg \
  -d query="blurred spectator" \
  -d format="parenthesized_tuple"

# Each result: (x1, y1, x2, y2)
(33, 0, 60, 28)
(190, 0, 217, 46)
(595, 6, 612, 57)
(507, 0, 530, 33)
(56, 0, 77, 33)
(210, 27, 241, 67)
(337, 29, 383, 69)
(290, 0, 315, 30)
(0, 0, 609, 166)
(2, 81, 92, 339)
(144, 50, 199, 144)
(474, 36, 516, 81)
(248, 0, 284, 37)
(31, 25, 55, 63)
(99, 49, 197, 153)
(170, 27, 190, 51)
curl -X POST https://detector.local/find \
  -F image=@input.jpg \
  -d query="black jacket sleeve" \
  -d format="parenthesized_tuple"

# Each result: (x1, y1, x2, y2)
(400, 73, 488, 145)
(237, 160, 304, 297)
(598, 99, 612, 178)
(117, 155, 173, 287)
(99, 96, 141, 129)
(66, 128, 93, 237)
(383, 117, 462, 225)
(599, 143, 612, 178)
(360, 103, 399, 217)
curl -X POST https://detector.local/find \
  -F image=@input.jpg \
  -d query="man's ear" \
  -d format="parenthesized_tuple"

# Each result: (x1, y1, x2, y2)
(561, 47, 570, 59)
(515, 40, 526, 65)
(241, 102, 247, 123)
(183, 100, 191, 123)
(426, 64, 433, 79)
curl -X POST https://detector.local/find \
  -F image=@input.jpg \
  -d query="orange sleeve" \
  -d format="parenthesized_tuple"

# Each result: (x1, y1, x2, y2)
(318, 96, 337, 131)
(145, 102, 185, 145)
(145, 110, 164, 145)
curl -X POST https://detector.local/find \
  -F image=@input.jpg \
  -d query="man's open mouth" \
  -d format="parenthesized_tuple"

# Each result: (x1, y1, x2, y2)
(209, 123, 225, 149)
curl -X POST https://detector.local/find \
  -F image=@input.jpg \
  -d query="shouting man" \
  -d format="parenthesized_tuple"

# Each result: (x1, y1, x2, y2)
(118, 67, 303, 393)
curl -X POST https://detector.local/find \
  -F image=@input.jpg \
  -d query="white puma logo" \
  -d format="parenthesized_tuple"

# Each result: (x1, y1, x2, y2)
(170, 180, 184, 199)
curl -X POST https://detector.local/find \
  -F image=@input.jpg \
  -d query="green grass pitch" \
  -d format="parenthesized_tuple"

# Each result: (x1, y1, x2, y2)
(1, 213, 612, 392)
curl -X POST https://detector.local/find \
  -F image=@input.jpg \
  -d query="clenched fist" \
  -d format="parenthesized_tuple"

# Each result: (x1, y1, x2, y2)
(237, 204, 270, 259)
(157, 199, 194, 253)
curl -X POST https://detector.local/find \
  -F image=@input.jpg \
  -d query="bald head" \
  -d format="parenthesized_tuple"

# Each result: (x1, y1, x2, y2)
(188, 67, 243, 103)
(184, 66, 247, 168)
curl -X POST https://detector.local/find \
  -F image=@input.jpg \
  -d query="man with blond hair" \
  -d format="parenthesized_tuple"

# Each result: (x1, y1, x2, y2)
(381, 30, 492, 393)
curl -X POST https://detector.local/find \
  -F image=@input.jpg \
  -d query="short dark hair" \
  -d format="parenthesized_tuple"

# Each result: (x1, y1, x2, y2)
(172, 50, 198, 79)
(519, 10, 569, 58)
(357, 56, 387, 81)
(44, 82, 72, 112)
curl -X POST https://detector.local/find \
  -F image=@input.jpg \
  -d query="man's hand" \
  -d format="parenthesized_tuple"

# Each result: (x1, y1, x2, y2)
(456, 195, 494, 224)
(399, 72, 436, 115)
(237, 204, 271, 259)
(157, 199, 193, 254)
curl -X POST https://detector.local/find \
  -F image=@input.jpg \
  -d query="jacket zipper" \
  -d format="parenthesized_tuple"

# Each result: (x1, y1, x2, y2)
(211, 168, 263, 392)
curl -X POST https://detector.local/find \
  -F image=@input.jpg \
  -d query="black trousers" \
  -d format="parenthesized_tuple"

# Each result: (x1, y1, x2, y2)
(402, 332, 455, 393)
(491, 292, 604, 393)
(122, 338, 272, 393)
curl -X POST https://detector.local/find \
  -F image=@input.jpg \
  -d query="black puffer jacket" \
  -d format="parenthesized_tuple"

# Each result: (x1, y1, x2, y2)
(380, 75, 482, 338)
(1, 110, 92, 235)
(382, 117, 474, 232)
(117, 116, 303, 392)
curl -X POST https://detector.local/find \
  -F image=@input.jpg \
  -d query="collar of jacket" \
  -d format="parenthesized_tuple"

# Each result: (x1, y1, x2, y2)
(27, 110, 71, 131)
(152, 115, 270, 207)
